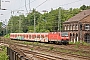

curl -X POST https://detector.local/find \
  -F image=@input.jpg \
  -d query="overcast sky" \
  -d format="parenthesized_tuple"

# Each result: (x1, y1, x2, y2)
(0, 0, 90, 24)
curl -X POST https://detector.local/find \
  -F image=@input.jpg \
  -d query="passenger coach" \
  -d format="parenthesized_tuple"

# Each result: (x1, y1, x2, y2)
(10, 32, 69, 44)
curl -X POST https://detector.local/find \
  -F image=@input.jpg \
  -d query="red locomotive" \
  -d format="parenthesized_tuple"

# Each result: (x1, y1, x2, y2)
(10, 32, 69, 44)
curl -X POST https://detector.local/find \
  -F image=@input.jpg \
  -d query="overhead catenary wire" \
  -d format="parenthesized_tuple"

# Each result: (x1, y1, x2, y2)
(0, 0, 37, 21)
(52, 0, 83, 10)
(2, 0, 82, 15)
(0, 0, 84, 34)
(35, 0, 48, 9)
(60, 0, 82, 7)
(1, 0, 83, 22)
(15, 0, 37, 11)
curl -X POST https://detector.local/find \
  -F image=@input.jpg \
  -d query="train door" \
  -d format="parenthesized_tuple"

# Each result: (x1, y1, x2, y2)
(40, 33, 48, 42)
(44, 34, 48, 42)
(40, 34, 44, 42)
(35, 34, 40, 42)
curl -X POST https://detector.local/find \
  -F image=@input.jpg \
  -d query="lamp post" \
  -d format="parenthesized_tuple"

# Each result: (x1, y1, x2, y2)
(58, 7, 61, 32)
(5, 19, 8, 34)
(42, 10, 48, 29)
(33, 10, 48, 33)
(10, 10, 24, 33)
(34, 11, 36, 33)
(17, 10, 24, 33)
(17, 11, 24, 33)
(10, 10, 14, 33)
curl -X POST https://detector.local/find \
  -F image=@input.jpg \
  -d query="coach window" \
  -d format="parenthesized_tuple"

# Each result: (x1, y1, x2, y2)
(32, 35, 34, 39)
(13, 35, 14, 37)
(37, 35, 40, 38)
(29, 35, 31, 39)
(41, 35, 44, 38)
(33, 35, 36, 39)
(45, 35, 48, 37)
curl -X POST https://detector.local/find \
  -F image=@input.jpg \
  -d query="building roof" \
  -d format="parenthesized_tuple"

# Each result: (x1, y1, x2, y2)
(64, 9, 90, 23)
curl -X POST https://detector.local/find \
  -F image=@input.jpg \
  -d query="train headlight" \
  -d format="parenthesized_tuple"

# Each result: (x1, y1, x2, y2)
(66, 37, 69, 39)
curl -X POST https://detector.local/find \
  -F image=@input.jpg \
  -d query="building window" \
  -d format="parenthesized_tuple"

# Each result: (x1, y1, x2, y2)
(68, 25, 69, 30)
(70, 25, 72, 30)
(65, 26, 66, 30)
(76, 25, 78, 30)
(85, 24, 90, 30)
(73, 25, 75, 30)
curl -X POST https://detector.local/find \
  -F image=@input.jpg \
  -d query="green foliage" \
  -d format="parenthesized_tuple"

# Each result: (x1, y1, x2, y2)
(0, 52, 8, 60)
(4, 34, 10, 38)
(80, 5, 90, 10)
(0, 46, 8, 60)
(69, 41, 90, 46)
(80, 42, 90, 46)
(30, 48, 33, 51)
(49, 46, 54, 50)
(0, 46, 6, 50)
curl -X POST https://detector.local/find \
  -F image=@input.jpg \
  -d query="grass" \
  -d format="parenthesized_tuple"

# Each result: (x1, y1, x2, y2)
(49, 46, 54, 50)
(4, 34, 10, 38)
(0, 46, 8, 60)
(69, 41, 90, 46)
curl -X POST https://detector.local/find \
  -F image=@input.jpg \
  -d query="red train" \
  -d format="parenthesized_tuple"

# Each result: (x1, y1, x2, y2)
(10, 32, 69, 44)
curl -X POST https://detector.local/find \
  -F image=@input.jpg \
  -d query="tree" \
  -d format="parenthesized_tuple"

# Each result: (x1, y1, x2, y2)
(80, 5, 87, 10)
(8, 16, 20, 33)
(7, 5, 89, 34)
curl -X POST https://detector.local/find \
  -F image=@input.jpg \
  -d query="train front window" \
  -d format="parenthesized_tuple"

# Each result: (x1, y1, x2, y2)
(61, 32, 68, 37)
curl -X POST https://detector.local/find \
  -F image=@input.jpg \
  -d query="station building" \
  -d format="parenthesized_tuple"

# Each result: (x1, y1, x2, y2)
(63, 9, 90, 43)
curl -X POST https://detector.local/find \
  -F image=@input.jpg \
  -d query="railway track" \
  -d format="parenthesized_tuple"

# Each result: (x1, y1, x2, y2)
(11, 44, 68, 60)
(1, 37, 90, 60)
(12, 40, 90, 57)
(12, 43, 90, 60)
(21, 49, 68, 60)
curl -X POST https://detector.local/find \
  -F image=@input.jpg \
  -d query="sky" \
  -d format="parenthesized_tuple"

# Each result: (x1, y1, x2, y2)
(0, 0, 90, 24)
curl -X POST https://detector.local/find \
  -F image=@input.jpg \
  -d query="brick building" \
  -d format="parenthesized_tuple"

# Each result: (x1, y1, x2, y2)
(63, 9, 90, 43)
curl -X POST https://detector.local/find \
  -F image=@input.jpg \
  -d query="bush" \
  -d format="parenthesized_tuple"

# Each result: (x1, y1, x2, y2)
(49, 47, 54, 50)
(4, 34, 10, 38)
(0, 46, 8, 60)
